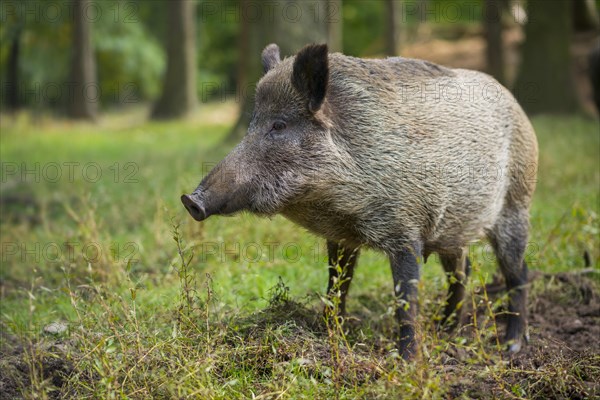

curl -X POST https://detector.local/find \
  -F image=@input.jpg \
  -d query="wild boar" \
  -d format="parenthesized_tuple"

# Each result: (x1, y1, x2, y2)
(181, 43, 538, 359)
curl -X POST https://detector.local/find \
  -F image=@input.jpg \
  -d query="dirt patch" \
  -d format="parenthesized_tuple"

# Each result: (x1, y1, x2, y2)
(526, 272, 600, 353)
(0, 335, 73, 400)
(220, 299, 383, 386)
(443, 270, 600, 399)
(506, 272, 600, 399)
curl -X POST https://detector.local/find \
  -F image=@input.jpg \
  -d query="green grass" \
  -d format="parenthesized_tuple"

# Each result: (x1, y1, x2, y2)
(0, 106, 598, 399)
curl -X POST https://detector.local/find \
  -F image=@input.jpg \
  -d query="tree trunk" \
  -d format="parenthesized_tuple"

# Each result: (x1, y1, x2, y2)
(572, 0, 600, 32)
(151, 0, 198, 120)
(227, 0, 328, 141)
(483, 0, 506, 84)
(327, 0, 343, 53)
(227, 0, 267, 142)
(69, 0, 98, 120)
(513, 0, 578, 114)
(5, 24, 22, 110)
(384, 0, 401, 56)
(589, 45, 600, 114)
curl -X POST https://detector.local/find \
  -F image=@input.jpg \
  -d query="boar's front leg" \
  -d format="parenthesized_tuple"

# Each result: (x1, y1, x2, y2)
(326, 240, 360, 315)
(389, 245, 421, 360)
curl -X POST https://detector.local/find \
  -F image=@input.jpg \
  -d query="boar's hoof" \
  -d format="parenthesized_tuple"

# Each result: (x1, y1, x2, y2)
(506, 331, 529, 355)
(507, 341, 522, 354)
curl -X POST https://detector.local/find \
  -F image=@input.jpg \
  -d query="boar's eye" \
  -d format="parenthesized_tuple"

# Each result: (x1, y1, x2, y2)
(271, 121, 287, 132)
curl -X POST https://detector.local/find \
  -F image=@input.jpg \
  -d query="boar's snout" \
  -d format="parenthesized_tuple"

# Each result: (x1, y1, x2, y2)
(181, 193, 206, 221)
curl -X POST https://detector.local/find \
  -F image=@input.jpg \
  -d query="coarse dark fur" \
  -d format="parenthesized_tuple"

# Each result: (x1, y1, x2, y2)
(182, 43, 538, 359)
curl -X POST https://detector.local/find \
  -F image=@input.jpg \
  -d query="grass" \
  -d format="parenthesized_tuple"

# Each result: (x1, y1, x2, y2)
(0, 104, 599, 399)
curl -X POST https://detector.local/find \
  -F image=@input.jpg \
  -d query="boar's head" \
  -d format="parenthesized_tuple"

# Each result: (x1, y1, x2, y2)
(182, 43, 336, 221)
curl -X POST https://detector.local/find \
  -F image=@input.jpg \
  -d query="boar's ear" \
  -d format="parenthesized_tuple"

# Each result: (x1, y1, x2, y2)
(292, 44, 329, 113)
(262, 44, 281, 73)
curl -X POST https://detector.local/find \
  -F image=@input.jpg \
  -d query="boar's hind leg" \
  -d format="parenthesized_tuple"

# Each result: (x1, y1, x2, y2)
(389, 244, 421, 360)
(439, 250, 470, 330)
(488, 208, 530, 354)
(326, 241, 360, 315)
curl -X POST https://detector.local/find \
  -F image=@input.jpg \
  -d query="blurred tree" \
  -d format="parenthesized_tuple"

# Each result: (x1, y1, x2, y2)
(69, 0, 98, 120)
(227, 0, 328, 140)
(4, 23, 22, 110)
(572, 0, 600, 32)
(328, 0, 343, 53)
(589, 44, 600, 114)
(94, 3, 165, 105)
(0, 1, 167, 112)
(152, 0, 198, 119)
(227, 0, 266, 141)
(514, 0, 579, 114)
(484, 0, 508, 84)
(384, 0, 401, 56)
(196, 0, 240, 101)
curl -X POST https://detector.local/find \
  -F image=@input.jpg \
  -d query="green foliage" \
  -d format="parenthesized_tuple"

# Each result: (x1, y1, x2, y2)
(94, 2, 165, 103)
(196, 0, 240, 100)
(0, 0, 72, 109)
(342, 0, 386, 56)
(0, 1, 166, 110)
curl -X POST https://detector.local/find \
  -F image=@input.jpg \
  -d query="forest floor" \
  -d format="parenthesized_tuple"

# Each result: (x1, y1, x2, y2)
(1, 267, 599, 399)
(1, 101, 599, 396)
